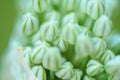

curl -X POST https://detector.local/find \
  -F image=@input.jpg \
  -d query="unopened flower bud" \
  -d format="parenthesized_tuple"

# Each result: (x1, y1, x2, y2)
(53, 36, 69, 52)
(42, 47, 62, 71)
(56, 62, 73, 79)
(101, 49, 115, 64)
(93, 15, 112, 37)
(86, 59, 104, 76)
(22, 13, 39, 36)
(70, 69, 83, 80)
(32, 66, 46, 80)
(40, 21, 58, 42)
(33, 0, 50, 13)
(91, 37, 107, 59)
(62, 12, 78, 25)
(105, 56, 120, 75)
(62, 23, 80, 45)
(87, 0, 105, 20)
(31, 41, 50, 64)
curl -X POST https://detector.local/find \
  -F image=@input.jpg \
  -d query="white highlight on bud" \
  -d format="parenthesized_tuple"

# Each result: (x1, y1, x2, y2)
(40, 21, 58, 42)
(101, 49, 115, 64)
(42, 47, 62, 71)
(70, 69, 83, 80)
(91, 37, 107, 59)
(22, 13, 39, 36)
(105, 56, 120, 75)
(87, 0, 105, 20)
(31, 41, 50, 64)
(62, 23, 80, 45)
(33, 0, 50, 13)
(93, 15, 112, 37)
(55, 62, 73, 80)
(32, 66, 46, 80)
(86, 59, 104, 76)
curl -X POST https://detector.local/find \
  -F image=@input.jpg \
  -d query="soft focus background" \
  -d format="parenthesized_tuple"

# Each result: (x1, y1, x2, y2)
(0, 0, 120, 79)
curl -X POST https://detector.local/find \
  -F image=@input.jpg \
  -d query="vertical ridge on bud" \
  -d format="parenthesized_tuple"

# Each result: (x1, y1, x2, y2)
(93, 15, 112, 37)
(62, 23, 80, 45)
(32, 66, 46, 80)
(101, 49, 115, 64)
(33, 0, 50, 13)
(40, 21, 58, 42)
(31, 41, 50, 64)
(87, 0, 105, 20)
(91, 37, 107, 59)
(55, 62, 73, 80)
(86, 59, 104, 76)
(42, 47, 62, 71)
(22, 13, 39, 36)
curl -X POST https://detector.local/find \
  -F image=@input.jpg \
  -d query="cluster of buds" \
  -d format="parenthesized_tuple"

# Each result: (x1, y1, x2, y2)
(8, 0, 120, 80)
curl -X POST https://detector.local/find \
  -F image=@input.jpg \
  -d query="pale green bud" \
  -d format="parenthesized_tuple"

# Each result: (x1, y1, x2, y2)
(33, 0, 50, 13)
(62, 12, 78, 25)
(83, 75, 96, 80)
(86, 59, 104, 76)
(80, 26, 92, 36)
(75, 34, 94, 58)
(62, 23, 80, 45)
(31, 41, 50, 64)
(55, 62, 73, 80)
(91, 37, 107, 59)
(61, 0, 76, 12)
(93, 15, 112, 37)
(53, 36, 69, 52)
(23, 47, 32, 65)
(69, 69, 83, 80)
(101, 49, 115, 64)
(105, 56, 120, 75)
(80, 0, 88, 13)
(44, 11, 60, 22)
(42, 47, 62, 71)
(22, 13, 39, 36)
(40, 21, 58, 42)
(87, 0, 105, 20)
(32, 66, 46, 80)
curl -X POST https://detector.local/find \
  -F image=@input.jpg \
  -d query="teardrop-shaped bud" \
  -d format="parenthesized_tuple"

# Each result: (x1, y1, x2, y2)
(53, 36, 69, 52)
(87, 0, 105, 20)
(80, 0, 88, 13)
(105, 56, 120, 75)
(55, 62, 73, 80)
(75, 34, 94, 58)
(22, 13, 39, 36)
(31, 40, 50, 64)
(42, 47, 62, 71)
(62, 23, 80, 45)
(86, 59, 104, 76)
(83, 75, 96, 80)
(91, 37, 107, 59)
(101, 49, 115, 64)
(62, 12, 78, 25)
(40, 21, 58, 42)
(33, 0, 50, 13)
(93, 15, 112, 37)
(32, 66, 46, 80)
(70, 69, 83, 80)
(23, 47, 32, 65)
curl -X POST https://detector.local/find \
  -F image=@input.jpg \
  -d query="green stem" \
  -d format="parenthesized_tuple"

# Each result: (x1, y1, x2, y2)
(50, 71, 54, 80)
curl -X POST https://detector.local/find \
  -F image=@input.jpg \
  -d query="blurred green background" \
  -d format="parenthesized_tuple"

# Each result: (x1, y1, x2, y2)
(0, 0, 120, 57)
(0, 0, 17, 57)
